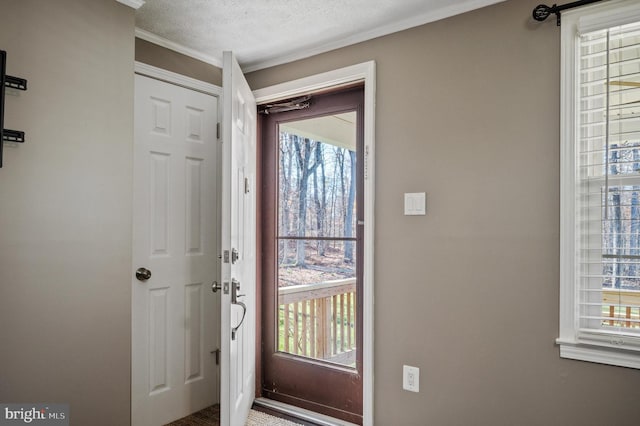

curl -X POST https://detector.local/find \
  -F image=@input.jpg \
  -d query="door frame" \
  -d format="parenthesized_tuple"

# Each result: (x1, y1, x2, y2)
(253, 61, 375, 426)
(132, 60, 223, 416)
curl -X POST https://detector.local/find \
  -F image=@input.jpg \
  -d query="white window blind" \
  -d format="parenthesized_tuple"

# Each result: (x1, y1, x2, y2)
(577, 20, 640, 347)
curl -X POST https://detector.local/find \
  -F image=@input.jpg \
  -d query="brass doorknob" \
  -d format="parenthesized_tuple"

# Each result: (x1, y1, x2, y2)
(135, 267, 152, 281)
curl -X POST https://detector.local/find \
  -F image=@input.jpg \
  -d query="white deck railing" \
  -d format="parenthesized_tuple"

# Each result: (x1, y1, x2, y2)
(603, 289, 640, 328)
(278, 278, 356, 365)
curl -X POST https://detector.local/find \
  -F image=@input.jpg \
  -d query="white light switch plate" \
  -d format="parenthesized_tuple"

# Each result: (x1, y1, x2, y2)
(403, 365, 420, 392)
(404, 192, 426, 215)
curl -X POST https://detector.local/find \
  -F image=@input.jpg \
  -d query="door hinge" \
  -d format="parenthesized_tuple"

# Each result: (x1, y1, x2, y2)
(216, 122, 221, 139)
(211, 348, 220, 365)
(244, 177, 250, 194)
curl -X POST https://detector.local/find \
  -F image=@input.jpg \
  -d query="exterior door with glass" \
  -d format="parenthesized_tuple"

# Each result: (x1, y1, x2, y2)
(260, 86, 365, 424)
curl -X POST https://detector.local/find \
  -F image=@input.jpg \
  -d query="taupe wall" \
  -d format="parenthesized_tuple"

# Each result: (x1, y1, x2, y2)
(135, 38, 222, 86)
(248, 0, 640, 425)
(2, 0, 639, 425)
(0, 1, 134, 425)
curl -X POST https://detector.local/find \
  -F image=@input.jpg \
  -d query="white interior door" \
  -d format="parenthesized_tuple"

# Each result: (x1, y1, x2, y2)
(220, 51, 257, 426)
(132, 74, 219, 426)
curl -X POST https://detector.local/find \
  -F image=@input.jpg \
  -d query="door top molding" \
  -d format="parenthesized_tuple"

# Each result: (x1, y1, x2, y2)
(253, 61, 375, 105)
(134, 62, 222, 97)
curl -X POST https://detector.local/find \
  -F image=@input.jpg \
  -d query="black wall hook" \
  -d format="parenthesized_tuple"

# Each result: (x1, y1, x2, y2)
(1, 50, 27, 169)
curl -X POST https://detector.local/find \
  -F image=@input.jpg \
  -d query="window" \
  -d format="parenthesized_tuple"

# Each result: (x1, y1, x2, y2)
(560, 0, 640, 368)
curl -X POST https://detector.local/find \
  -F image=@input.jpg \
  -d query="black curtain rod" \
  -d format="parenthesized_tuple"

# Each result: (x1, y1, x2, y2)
(533, 0, 603, 26)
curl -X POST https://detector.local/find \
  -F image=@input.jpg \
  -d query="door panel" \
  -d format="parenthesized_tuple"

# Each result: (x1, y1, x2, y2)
(221, 51, 257, 426)
(261, 86, 365, 424)
(132, 75, 219, 426)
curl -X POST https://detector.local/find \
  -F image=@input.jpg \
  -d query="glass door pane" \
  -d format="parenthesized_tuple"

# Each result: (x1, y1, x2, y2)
(276, 113, 358, 367)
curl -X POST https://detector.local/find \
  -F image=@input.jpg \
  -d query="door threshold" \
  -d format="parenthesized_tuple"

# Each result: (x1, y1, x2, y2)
(253, 398, 359, 426)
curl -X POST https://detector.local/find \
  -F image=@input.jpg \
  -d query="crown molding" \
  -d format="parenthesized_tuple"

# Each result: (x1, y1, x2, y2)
(243, 0, 505, 72)
(134, 0, 503, 73)
(135, 28, 223, 68)
(116, 0, 145, 10)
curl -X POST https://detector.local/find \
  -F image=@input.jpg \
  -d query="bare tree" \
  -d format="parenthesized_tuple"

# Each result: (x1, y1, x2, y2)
(294, 135, 320, 266)
(344, 150, 356, 263)
(313, 143, 327, 256)
(335, 147, 345, 251)
(279, 133, 295, 264)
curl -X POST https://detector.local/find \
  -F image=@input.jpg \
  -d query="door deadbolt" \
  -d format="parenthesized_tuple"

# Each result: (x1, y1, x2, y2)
(135, 267, 152, 281)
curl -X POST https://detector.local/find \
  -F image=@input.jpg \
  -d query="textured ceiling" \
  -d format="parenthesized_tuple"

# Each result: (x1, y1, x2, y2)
(135, 0, 504, 72)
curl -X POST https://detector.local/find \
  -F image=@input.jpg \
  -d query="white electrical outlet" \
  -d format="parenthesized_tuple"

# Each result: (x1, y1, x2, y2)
(403, 365, 420, 392)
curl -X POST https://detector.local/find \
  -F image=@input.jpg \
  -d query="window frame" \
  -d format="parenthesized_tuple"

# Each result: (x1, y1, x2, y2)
(559, 0, 640, 369)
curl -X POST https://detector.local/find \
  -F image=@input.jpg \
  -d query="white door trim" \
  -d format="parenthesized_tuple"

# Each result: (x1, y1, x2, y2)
(134, 62, 222, 97)
(254, 61, 376, 426)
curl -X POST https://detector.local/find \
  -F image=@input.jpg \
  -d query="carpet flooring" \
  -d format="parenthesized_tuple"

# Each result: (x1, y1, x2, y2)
(166, 405, 305, 426)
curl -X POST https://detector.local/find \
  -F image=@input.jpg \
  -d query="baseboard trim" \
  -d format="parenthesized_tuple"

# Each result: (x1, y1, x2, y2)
(253, 398, 359, 426)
